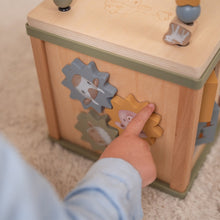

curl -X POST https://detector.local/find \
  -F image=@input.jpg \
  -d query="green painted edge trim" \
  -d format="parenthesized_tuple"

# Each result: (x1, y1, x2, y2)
(49, 122, 219, 199)
(26, 23, 220, 90)
(49, 136, 100, 161)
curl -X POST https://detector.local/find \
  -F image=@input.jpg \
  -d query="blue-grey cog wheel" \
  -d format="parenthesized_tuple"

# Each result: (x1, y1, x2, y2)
(62, 58, 117, 113)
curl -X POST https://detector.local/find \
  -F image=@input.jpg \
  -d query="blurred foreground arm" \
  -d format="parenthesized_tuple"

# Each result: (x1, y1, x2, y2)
(0, 104, 156, 220)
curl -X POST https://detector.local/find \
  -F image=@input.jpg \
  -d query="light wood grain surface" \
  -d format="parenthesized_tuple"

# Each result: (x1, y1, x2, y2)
(36, 41, 191, 184)
(30, 37, 60, 140)
(27, 0, 220, 79)
(170, 86, 204, 192)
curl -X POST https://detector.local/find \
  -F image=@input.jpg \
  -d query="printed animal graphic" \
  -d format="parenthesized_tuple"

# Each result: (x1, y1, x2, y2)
(105, 94, 164, 145)
(62, 58, 117, 113)
(115, 110, 147, 138)
(163, 22, 191, 46)
(75, 110, 118, 151)
(72, 75, 104, 105)
(87, 121, 112, 146)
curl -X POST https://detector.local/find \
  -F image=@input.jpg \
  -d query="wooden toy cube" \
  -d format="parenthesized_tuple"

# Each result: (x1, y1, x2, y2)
(26, 0, 220, 198)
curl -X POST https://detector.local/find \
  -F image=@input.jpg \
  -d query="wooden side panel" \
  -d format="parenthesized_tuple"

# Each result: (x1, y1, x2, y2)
(170, 86, 203, 192)
(44, 42, 180, 183)
(215, 62, 220, 104)
(44, 42, 92, 149)
(30, 37, 60, 139)
(192, 64, 220, 170)
(199, 71, 218, 122)
(31, 39, 207, 191)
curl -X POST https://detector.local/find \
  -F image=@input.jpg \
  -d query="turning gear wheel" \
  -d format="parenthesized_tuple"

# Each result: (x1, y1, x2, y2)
(62, 58, 117, 113)
(105, 94, 164, 145)
(75, 110, 118, 151)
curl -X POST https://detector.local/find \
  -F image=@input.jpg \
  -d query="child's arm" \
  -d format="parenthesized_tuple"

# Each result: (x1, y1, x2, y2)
(0, 104, 156, 220)
(0, 135, 68, 220)
(100, 103, 156, 187)
(64, 104, 156, 219)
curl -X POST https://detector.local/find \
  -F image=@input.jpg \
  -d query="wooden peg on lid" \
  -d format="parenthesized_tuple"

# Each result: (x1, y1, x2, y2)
(176, 0, 200, 7)
(53, 0, 72, 12)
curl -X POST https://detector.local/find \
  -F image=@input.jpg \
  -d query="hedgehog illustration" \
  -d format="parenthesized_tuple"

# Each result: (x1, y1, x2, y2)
(87, 121, 112, 146)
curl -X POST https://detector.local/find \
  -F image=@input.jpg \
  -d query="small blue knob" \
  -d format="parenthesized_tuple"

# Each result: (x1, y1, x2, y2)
(53, 0, 73, 12)
(176, 5, 201, 24)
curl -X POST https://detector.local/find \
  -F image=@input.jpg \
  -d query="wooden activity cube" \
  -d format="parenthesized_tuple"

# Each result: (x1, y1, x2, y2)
(26, 0, 220, 198)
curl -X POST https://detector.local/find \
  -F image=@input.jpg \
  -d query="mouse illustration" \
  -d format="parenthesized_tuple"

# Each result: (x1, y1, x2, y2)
(115, 110, 147, 138)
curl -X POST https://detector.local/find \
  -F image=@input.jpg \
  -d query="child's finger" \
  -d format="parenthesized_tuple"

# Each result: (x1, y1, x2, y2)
(124, 104, 155, 136)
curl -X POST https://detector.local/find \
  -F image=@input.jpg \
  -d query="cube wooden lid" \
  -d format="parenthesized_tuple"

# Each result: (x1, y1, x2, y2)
(27, 0, 220, 80)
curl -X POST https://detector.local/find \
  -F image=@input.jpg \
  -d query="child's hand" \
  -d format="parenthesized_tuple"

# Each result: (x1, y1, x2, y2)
(100, 104, 157, 187)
